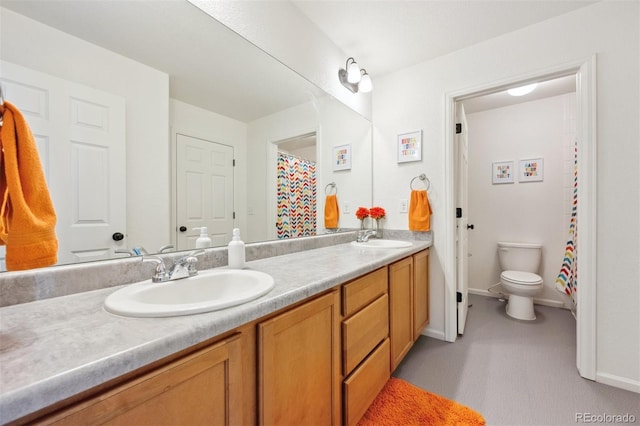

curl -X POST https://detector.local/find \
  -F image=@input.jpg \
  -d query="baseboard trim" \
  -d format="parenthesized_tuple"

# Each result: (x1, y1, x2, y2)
(468, 288, 567, 309)
(421, 326, 445, 341)
(596, 372, 640, 394)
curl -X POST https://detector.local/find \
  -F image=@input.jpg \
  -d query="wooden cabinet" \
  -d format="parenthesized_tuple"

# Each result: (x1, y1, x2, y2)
(343, 339, 390, 426)
(389, 249, 430, 371)
(413, 249, 430, 338)
(42, 334, 244, 426)
(258, 290, 340, 426)
(341, 268, 390, 426)
(389, 256, 414, 371)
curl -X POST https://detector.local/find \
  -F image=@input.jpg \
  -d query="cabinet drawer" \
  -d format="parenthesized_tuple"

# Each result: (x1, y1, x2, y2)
(343, 338, 390, 426)
(342, 267, 388, 317)
(342, 294, 389, 376)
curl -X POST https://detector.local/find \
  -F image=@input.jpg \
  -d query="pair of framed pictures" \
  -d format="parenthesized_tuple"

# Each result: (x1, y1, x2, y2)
(492, 158, 544, 184)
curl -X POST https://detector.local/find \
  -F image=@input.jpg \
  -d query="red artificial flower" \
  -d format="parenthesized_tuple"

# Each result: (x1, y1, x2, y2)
(369, 206, 386, 220)
(355, 207, 370, 220)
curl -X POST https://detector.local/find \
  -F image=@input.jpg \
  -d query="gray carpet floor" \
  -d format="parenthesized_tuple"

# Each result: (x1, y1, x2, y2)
(393, 294, 639, 425)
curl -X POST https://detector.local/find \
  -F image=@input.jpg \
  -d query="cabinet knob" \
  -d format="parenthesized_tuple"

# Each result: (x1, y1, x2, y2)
(179, 226, 187, 233)
(112, 232, 125, 241)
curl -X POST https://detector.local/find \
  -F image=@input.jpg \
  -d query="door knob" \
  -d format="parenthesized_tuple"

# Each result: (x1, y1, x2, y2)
(467, 224, 475, 230)
(179, 226, 187, 232)
(112, 232, 124, 241)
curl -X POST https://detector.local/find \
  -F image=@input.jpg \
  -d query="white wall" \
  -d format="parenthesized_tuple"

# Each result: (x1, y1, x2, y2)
(0, 8, 171, 252)
(466, 94, 576, 308)
(187, 0, 372, 120)
(373, 1, 639, 390)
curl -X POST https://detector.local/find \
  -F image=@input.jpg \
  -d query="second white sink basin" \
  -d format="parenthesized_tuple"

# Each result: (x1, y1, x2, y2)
(351, 239, 413, 249)
(104, 268, 275, 318)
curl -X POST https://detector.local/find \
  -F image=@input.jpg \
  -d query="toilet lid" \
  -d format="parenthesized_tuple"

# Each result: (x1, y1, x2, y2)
(501, 271, 543, 285)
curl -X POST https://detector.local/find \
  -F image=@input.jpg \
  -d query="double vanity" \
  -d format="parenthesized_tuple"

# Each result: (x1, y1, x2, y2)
(0, 234, 431, 425)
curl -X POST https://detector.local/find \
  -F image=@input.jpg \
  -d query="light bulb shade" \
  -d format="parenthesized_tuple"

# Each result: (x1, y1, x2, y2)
(359, 72, 372, 93)
(347, 60, 361, 84)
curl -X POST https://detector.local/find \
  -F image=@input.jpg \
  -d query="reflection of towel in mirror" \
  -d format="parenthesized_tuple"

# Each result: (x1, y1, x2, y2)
(409, 190, 432, 232)
(324, 194, 340, 228)
(0, 101, 58, 271)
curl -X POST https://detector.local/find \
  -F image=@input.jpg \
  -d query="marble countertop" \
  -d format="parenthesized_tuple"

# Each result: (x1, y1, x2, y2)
(0, 240, 430, 424)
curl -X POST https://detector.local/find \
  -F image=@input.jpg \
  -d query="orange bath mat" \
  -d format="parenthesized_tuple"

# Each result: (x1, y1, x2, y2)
(358, 378, 486, 426)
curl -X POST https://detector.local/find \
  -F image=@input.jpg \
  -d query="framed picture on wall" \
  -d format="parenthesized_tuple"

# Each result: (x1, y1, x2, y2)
(492, 160, 514, 184)
(333, 144, 351, 171)
(397, 130, 422, 163)
(519, 158, 544, 182)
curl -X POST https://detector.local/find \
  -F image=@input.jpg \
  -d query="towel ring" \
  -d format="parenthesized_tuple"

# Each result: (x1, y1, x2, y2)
(325, 182, 337, 195)
(410, 174, 430, 191)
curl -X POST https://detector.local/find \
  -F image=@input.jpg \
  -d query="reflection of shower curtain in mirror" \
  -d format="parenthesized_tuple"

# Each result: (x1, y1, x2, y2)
(276, 153, 317, 239)
(556, 145, 578, 307)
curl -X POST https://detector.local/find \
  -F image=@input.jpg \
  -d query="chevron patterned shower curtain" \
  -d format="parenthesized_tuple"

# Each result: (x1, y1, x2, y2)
(555, 145, 578, 307)
(276, 152, 317, 239)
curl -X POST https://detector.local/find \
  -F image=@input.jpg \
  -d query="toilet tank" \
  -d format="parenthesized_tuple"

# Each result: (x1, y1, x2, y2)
(497, 242, 542, 273)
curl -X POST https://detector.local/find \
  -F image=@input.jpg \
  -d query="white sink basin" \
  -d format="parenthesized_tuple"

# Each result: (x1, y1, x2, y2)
(350, 239, 413, 249)
(104, 269, 275, 318)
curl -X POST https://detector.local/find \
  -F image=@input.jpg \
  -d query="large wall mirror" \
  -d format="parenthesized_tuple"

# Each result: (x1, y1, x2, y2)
(0, 0, 372, 271)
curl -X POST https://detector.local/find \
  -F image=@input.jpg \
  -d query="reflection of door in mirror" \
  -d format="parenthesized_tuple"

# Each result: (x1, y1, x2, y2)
(175, 134, 234, 250)
(1, 61, 126, 270)
(274, 133, 317, 239)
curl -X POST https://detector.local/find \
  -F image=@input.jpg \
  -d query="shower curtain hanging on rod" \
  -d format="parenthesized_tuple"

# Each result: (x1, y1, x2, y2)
(555, 145, 578, 307)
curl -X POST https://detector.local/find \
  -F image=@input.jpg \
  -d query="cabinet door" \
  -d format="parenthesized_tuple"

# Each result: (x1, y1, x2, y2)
(413, 249, 430, 340)
(47, 334, 243, 425)
(389, 257, 413, 371)
(259, 290, 340, 426)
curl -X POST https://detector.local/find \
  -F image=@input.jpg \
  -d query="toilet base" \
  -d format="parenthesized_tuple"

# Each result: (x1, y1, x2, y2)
(506, 294, 536, 320)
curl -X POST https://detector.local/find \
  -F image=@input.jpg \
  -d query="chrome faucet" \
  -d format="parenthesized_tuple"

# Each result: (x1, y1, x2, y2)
(356, 230, 377, 243)
(142, 250, 204, 283)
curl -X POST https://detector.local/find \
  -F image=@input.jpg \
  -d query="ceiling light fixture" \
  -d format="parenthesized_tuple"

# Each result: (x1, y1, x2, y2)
(507, 83, 538, 97)
(338, 57, 372, 93)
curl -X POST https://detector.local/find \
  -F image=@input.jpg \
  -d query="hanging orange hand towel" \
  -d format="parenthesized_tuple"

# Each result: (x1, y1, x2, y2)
(409, 189, 432, 231)
(0, 101, 58, 271)
(324, 194, 339, 228)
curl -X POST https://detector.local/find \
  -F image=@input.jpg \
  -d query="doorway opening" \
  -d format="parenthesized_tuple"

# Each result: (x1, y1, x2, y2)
(271, 132, 318, 240)
(445, 57, 597, 380)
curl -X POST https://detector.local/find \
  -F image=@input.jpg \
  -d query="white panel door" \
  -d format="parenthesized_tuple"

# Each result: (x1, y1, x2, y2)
(456, 102, 470, 335)
(0, 61, 126, 268)
(176, 134, 234, 250)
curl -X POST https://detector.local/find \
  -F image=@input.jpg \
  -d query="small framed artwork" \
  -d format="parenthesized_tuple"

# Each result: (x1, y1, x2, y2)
(519, 158, 544, 182)
(492, 160, 515, 184)
(397, 130, 422, 163)
(333, 144, 351, 171)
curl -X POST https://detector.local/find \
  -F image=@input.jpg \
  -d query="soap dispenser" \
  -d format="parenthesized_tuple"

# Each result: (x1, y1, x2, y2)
(193, 227, 212, 249)
(228, 228, 245, 269)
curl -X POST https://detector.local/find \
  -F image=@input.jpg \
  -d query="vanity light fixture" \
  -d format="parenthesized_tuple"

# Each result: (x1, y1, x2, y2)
(338, 57, 372, 93)
(507, 83, 538, 97)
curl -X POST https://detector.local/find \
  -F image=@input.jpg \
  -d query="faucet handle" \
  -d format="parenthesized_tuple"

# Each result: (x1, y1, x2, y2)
(142, 255, 168, 282)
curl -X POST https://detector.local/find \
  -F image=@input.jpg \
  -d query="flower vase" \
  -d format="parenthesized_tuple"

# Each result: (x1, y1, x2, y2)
(374, 219, 383, 238)
(360, 219, 367, 230)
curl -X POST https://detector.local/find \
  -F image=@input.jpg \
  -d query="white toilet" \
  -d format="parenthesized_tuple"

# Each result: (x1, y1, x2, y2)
(497, 242, 544, 320)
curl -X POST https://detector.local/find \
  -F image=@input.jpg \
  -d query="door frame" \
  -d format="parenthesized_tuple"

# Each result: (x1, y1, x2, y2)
(443, 56, 597, 380)
(266, 128, 319, 241)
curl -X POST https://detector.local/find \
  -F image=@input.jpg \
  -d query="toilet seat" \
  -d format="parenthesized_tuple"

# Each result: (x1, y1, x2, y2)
(501, 270, 543, 286)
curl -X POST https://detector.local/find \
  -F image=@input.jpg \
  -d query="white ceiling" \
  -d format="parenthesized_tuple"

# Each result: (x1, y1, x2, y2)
(291, 0, 598, 78)
(4, 0, 595, 118)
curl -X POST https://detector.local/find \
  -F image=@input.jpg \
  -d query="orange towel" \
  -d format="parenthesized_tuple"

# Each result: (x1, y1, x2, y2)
(409, 189, 432, 231)
(0, 101, 58, 270)
(324, 194, 339, 228)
